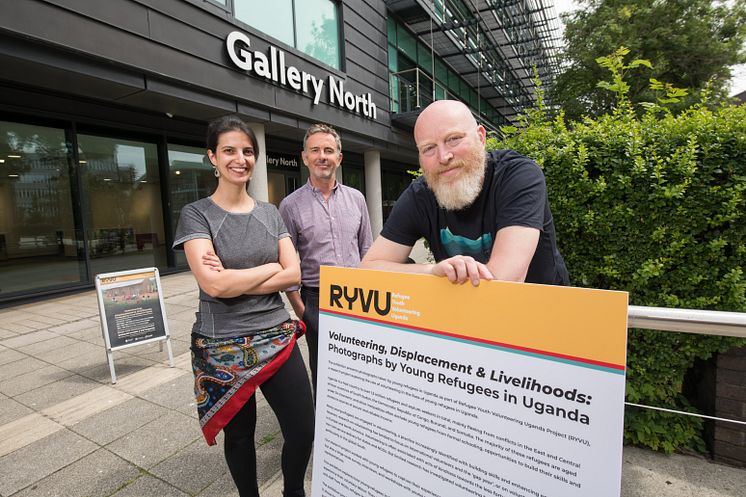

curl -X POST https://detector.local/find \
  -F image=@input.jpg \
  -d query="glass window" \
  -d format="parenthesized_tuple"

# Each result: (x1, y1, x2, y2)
(397, 25, 417, 62)
(77, 134, 167, 276)
(382, 168, 413, 223)
(387, 17, 397, 45)
(417, 41, 433, 75)
(343, 165, 365, 195)
(433, 0, 446, 21)
(234, 0, 341, 69)
(389, 72, 400, 113)
(448, 70, 460, 93)
(168, 143, 213, 266)
(0, 121, 86, 296)
(296, 0, 340, 69)
(435, 59, 448, 85)
(388, 44, 398, 72)
(235, 0, 295, 47)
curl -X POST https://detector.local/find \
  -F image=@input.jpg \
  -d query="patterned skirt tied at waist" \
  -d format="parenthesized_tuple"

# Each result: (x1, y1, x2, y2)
(191, 319, 305, 445)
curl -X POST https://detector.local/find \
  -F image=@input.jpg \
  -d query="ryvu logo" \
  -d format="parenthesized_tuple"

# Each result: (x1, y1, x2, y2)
(329, 285, 391, 316)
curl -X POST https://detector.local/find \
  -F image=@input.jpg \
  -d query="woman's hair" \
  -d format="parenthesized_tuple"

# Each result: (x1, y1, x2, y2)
(206, 115, 259, 156)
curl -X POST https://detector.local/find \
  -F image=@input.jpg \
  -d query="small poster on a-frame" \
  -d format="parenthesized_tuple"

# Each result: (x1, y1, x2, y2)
(95, 267, 174, 383)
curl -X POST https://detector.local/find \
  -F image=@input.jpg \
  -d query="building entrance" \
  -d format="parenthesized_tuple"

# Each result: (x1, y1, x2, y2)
(268, 171, 301, 207)
(266, 150, 303, 207)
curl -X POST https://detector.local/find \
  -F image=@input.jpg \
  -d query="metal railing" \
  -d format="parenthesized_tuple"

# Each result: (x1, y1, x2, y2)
(626, 305, 746, 426)
(389, 68, 502, 133)
(629, 305, 746, 338)
(389, 68, 439, 113)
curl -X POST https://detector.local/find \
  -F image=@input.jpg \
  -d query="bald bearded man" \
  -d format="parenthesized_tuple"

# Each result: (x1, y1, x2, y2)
(361, 99, 569, 287)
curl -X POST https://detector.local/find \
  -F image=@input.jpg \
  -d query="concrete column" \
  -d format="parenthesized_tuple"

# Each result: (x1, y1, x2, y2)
(247, 122, 268, 202)
(364, 150, 383, 236)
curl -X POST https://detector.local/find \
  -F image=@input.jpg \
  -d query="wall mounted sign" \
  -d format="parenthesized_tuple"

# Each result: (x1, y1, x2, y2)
(266, 151, 300, 170)
(226, 31, 378, 120)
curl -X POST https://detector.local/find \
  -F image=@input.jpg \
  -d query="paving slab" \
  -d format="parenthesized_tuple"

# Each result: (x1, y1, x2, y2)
(33, 340, 105, 366)
(0, 396, 33, 425)
(13, 373, 100, 411)
(70, 397, 170, 445)
(0, 309, 32, 323)
(120, 339, 191, 362)
(74, 355, 158, 384)
(49, 319, 104, 336)
(0, 327, 18, 339)
(114, 359, 190, 395)
(0, 356, 47, 382)
(110, 474, 190, 497)
(11, 448, 141, 497)
(0, 321, 37, 334)
(0, 330, 59, 349)
(0, 363, 75, 397)
(0, 347, 27, 366)
(12, 318, 53, 331)
(0, 414, 63, 458)
(62, 324, 106, 344)
(105, 410, 201, 470)
(136, 372, 198, 417)
(192, 470, 239, 497)
(16, 314, 67, 326)
(17, 335, 78, 356)
(150, 438, 229, 495)
(621, 445, 746, 497)
(260, 464, 313, 497)
(0, 428, 98, 496)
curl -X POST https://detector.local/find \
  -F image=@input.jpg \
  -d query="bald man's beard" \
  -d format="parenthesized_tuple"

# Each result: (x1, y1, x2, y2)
(423, 147, 486, 211)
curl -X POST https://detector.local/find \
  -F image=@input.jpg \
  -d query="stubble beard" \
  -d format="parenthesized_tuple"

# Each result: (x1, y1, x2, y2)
(423, 146, 486, 211)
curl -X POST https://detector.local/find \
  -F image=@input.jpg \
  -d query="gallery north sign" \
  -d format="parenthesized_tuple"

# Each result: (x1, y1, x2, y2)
(226, 31, 378, 120)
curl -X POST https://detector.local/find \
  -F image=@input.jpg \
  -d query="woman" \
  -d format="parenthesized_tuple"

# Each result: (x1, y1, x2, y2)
(173, 115, 314, 497)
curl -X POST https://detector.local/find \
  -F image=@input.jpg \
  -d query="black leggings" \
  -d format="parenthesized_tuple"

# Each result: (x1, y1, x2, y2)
(223, 344, 315, 497)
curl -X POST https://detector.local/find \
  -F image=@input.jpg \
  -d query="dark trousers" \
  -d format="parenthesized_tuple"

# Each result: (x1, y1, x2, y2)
(223, 344, 315, 497)
(300, 287, 320, 395)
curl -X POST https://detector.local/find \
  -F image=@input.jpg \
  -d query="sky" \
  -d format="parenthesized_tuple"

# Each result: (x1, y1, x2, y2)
(551, 0, 746, 96)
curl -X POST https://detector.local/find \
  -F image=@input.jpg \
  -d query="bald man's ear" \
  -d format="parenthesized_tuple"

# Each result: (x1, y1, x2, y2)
(477, 125, 487, 145)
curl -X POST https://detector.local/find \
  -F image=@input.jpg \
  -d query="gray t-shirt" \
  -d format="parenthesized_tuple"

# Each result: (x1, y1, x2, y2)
(173, 197, 291, 338)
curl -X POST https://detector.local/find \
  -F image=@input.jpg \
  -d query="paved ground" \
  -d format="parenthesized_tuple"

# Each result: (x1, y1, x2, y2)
(0, 270, 744, 497)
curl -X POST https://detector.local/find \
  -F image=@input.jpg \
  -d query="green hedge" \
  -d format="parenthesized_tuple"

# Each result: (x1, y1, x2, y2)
(491, 79, 746, 452)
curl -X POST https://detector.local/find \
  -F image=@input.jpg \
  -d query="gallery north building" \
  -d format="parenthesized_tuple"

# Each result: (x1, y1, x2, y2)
(0, 0, 560, 303)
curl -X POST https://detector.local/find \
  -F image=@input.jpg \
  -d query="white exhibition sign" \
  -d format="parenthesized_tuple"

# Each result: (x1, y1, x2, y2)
(311, 267, 628, 497)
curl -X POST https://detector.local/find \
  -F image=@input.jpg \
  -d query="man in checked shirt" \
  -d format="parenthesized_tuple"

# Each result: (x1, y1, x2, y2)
(280, 123, 373, 395)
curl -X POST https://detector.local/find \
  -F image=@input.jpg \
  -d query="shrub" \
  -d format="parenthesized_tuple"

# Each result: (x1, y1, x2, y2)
(491, 59, 746, 452)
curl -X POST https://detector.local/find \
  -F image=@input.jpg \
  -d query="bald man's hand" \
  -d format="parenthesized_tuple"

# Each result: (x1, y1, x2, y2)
(431, 255, 494, 286)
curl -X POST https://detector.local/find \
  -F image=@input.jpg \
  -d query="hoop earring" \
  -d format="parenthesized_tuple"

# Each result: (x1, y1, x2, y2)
(213, 167, 220, 178)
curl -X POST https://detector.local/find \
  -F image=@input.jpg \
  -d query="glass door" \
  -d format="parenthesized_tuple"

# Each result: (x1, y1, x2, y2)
(77, 134, 167, 276)
(0, 120, 86, 297)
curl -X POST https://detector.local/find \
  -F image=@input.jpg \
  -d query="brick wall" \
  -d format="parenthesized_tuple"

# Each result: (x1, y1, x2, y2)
(713, 345, 746, 467)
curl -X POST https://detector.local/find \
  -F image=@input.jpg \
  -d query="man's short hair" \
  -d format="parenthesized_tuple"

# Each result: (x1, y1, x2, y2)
(303, 123, 342, 153)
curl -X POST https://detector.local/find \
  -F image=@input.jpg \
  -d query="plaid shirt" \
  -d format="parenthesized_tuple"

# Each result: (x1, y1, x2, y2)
(279, 180, 372, 290)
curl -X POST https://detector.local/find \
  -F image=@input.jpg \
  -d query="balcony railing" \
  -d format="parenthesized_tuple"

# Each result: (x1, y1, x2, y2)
(389, 68, 502, 131)
(390, 68, 439, 113)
